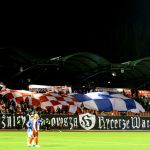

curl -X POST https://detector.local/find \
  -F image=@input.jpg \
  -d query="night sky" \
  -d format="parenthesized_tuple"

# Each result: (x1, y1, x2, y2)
(1, 0, 150, 63)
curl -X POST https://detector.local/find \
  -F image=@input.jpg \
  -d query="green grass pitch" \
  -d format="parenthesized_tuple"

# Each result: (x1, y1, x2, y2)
(0, 131, 150, 150)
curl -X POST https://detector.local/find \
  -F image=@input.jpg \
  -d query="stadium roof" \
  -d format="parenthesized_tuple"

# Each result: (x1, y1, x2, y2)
(1, 0, 150, 90)
(0, 48, 150, 90)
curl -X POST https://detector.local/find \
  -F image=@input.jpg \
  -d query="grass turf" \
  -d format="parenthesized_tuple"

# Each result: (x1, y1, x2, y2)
(0, 131, 150, 150)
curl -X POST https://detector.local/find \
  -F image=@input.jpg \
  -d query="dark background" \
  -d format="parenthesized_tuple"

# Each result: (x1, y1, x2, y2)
(1, 0, 150, 62)
(0, 0, 150, 89)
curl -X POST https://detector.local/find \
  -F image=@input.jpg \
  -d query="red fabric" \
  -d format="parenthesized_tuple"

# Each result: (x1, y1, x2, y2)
(32, 98, 40, 107)
(67, 101, 74, 105)
(5, 93, 14, 99)
(15, 97, 24, 103)
(40, 96, 49, 102)
(55, 96, 65, 101)
(25, 97, 29, 103)
(50, 100, 61, 106)
(1, 90, 79, 113)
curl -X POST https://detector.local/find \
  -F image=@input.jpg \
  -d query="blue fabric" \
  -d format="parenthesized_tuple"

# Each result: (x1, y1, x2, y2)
(73, 93, 91, 102)
(72, 92, 143, 112)
(124, 99, 136, 110)
(94, 99, 113, 112)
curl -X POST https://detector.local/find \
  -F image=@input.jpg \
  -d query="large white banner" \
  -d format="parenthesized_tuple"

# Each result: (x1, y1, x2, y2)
(29, 84, 72, 94)
(29, 84, 54, 93)
(54, 86, 72, 94)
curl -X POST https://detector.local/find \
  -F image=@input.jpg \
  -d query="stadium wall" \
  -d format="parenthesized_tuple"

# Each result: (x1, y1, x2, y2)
(0, 113, 150, 130)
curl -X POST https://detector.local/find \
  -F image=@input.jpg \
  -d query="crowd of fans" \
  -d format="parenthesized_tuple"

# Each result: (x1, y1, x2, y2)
(0, 88, 150, 116)
(0, 92, 100, 116)
(0, 94, 31, 115)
